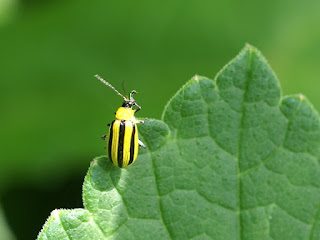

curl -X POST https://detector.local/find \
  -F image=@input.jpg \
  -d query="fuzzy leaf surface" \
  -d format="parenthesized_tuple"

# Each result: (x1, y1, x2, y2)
(38, 46, 320, 240)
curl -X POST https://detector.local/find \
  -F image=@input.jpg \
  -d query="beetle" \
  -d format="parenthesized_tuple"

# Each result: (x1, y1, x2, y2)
(95, 74, 146, 168)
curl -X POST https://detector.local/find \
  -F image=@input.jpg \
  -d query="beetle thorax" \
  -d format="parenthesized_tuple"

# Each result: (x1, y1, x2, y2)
(115, 107, 135, 121)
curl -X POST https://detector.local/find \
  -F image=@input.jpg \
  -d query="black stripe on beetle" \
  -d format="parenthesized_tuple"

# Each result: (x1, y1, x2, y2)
(117, 120, 126, 168)
(108, 120, 115, 163)
(129, 124, 136, 165)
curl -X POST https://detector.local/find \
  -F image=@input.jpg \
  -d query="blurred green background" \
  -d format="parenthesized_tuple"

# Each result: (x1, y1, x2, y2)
(1, 0, 320, 239)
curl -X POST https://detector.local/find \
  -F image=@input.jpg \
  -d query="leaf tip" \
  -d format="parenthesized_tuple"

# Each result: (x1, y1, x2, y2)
(52, 209, 60, 219)
(244, 42, 256, 51)
(193, 74, 200, 81)
(37, 209, 60, 240)
(298, 94, 306, 101)
(92, 158, 99, 166)
(243, 43, 263, 56)
(90, 156, 107, 168)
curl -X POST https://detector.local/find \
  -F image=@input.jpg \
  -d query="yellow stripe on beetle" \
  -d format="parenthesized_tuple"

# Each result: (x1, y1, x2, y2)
(122, 121, 134, 166)
(95, 74, 146, 168)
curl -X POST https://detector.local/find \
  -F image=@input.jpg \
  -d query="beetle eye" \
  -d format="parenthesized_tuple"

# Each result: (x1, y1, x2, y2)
(128, 101, 134, 107)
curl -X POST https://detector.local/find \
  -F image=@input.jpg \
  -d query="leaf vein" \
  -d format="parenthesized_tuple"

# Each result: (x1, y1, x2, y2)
(57, 212, 72, 240)
(308, 201, 320, 240)
(148, 151, 173, 239)
(236, 48, 254, 240)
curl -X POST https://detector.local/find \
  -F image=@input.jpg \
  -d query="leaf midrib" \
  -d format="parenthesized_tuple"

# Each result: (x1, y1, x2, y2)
(236, 48, 253, 240)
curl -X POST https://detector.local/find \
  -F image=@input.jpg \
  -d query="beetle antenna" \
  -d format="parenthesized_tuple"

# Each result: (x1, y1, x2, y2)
(129, 90, 138, 101)
(121, 80, 128, 98)
(95, 74, 127, 101)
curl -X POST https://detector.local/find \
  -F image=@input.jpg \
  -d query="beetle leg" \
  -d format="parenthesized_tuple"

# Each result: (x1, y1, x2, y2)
(135, 117, 147, 124)
(101, 134, 107, 140)
(134, 102, 141, 113)
(138, 139, 146, 149)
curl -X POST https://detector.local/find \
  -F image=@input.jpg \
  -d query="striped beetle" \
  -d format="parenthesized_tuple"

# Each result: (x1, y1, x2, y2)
(95, 74, 146, 168)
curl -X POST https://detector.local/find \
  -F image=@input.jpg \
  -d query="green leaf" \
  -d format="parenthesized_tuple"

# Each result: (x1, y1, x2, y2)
(0, 203, 15, 240)
(37, 45, 320, 240)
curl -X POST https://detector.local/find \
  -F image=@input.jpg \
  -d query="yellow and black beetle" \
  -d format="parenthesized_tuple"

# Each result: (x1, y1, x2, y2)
(95, 74, 146, 168)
